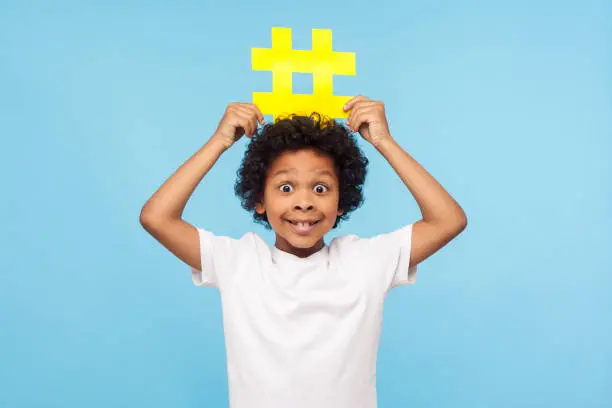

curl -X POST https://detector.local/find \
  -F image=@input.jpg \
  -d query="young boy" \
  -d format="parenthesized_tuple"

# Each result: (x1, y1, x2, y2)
(140, 95, 467, 408)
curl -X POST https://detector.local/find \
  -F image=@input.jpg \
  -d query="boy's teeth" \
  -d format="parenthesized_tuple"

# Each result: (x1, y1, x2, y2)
(291, 221, 316, 226)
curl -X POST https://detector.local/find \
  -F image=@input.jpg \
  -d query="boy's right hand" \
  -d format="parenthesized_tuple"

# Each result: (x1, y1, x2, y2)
(212, 102, 265, 149)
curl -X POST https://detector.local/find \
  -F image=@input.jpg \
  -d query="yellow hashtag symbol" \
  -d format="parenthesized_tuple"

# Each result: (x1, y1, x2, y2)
(252, 27, 356, 121)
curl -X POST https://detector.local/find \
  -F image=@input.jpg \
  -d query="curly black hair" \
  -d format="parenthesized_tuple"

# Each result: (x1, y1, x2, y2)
(234, 112, 369, 230)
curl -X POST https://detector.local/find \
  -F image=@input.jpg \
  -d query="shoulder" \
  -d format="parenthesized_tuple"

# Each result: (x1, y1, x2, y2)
(330, 224, 413, 244)
(328, 224, 415, 255)
(193, 228, 267, 254)
(329, 232, 360, 247)
(327, 232, 364, 257)
(237, 231, 273, 260)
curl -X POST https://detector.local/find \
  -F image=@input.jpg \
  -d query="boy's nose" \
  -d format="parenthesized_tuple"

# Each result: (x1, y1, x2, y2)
(293, 202, 314, 211)
(293, 195, 314, 211)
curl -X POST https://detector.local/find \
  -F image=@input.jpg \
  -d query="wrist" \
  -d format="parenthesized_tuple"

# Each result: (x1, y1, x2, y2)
(373, 135, 397, 153)
(209, 134, 233, 152)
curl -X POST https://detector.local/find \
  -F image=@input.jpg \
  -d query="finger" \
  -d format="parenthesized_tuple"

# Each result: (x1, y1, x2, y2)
(346, 99, 364, 119)
(343, 95, 370, 112)
(239, 103, 265, 125)
(248, 114, 258, 137)
(347, 101, 377, 121)
(347, 109, 360, 132)
(346, 105, 359, 129)
(349, 107, 377, 132)
(236, 106, 258, 136)
(251, 104, 265, 125)
(346, 107, 360, 131)
(235, 110, 255, 137)
(347, 103, 375, 130)
(244, 105, 262, 134)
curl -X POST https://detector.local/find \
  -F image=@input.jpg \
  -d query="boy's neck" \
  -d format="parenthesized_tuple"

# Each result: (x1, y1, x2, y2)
(274, 237, 325, 258)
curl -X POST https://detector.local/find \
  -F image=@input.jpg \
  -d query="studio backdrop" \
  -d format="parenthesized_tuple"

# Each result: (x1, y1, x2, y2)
(1, 1, 610, 407)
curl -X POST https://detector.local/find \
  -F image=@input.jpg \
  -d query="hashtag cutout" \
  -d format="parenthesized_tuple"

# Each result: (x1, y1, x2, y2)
(252, 27, 356, 120)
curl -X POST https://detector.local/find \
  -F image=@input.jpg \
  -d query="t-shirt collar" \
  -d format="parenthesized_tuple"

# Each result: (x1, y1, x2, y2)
(271, 244, 329, 265)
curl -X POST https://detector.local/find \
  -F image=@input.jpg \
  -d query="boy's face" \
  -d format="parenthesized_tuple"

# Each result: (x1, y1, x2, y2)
(255, 148, 344, 257)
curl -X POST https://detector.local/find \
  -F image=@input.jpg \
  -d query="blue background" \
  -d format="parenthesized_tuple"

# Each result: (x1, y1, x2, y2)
(1, 0, 610, 407)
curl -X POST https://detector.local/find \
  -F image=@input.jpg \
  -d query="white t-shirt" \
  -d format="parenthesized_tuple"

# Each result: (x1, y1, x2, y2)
(190, 223, 418, 408)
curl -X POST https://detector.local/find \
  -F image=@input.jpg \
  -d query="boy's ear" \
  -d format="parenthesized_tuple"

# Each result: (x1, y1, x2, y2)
(337, 209, 344, 216)
(255, 202, 265, 214)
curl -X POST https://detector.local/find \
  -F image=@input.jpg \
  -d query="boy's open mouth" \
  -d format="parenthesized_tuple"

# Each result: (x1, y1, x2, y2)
(284, 219, 321, 235)
(284, 219, 321, 226)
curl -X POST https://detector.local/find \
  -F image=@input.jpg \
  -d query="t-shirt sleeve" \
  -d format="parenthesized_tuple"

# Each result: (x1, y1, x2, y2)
(189, 228, 249, 289)
(357, 223, 419, 291)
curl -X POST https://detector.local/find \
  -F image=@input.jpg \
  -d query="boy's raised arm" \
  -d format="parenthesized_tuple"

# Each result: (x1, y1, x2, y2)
(344, 96, 467, 268)
(140, 103, 264, 271)
(140, 136, 229, 223)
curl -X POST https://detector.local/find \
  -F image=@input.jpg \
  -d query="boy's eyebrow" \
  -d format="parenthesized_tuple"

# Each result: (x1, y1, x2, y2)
(271, 169, 336, 179)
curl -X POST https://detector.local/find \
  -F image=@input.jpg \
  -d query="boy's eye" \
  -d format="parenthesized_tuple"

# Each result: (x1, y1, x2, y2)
(278, 184, 329, 193)
(314, 184, 328, 194)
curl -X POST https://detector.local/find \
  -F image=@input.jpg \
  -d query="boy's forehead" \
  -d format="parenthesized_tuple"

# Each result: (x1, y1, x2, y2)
(271, 168, 336, 179)
(268, 150, 337, 178)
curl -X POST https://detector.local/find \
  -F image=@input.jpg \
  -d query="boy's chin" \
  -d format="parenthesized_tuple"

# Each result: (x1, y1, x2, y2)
(275, 229, 325, 250)
(277, 231, 317, 245)
(286, 236, 322, 249)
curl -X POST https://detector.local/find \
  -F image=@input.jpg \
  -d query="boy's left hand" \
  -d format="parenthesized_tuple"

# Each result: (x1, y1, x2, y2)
(343, 95, 393, 148)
